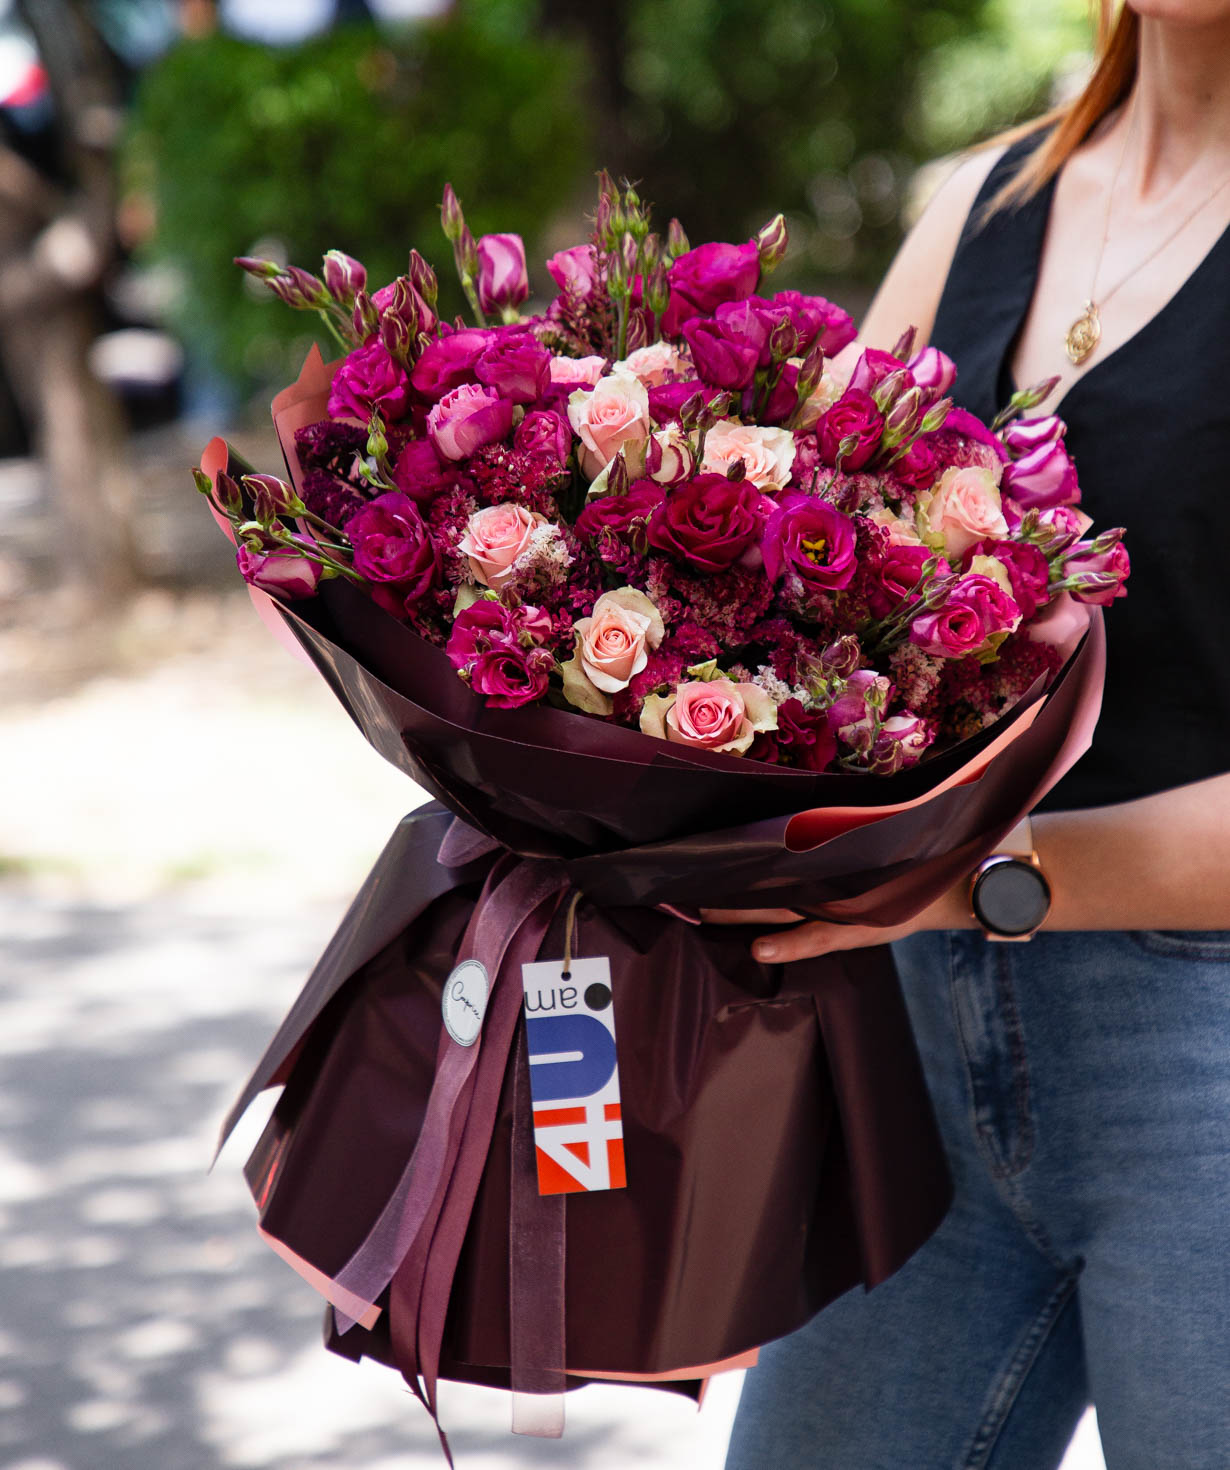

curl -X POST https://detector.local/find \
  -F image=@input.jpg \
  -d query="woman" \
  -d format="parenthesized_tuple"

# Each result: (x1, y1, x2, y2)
(716, 4, 1230, 1467)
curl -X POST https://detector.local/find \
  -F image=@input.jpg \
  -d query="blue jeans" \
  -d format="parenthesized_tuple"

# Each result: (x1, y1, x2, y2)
(725, 929, 1230, 1469)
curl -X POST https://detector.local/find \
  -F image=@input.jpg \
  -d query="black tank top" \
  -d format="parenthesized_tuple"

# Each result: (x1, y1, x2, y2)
(931, 134, 1230, 811)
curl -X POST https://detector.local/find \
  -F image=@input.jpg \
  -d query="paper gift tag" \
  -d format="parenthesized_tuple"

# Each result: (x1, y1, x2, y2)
(521, 957, 626, 1196)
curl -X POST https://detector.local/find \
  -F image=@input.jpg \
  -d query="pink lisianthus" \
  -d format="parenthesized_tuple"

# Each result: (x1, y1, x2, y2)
(869, 542, 948, 618)
(327, 340, 411, 422)
(427, 383, 514, 461)
(647, 379, 703, 424)
(645, 425, 697, 486)
(867, 713, 935, 774)
(567, 370, 652, 479)
(770, 291, 856, 358)
(410, 328, 497, 400)
(458, 502, 542, 589)
(514, 409, 572, 466)
(475, 233, 529, 316)
(1002, 415, 1066, 457)
(1001, 439, 1080, 510)
(965, 537, 1051, 620)
(474, 329, 551, 403)
(640, 676, 778, 755)
(909, 574, 1021, 658)
(682, 312, 763, 391)
(1064, 534, 1130, 605)
(546, 244, 598, 299)
(905, 346, 956, 404)
(236, 544, 322, 599)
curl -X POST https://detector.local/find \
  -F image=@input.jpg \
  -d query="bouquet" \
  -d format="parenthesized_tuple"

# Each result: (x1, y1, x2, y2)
(204, 175, 1124, 1456)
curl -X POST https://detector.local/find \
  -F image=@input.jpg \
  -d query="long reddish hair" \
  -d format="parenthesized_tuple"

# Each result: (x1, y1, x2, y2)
(989, 2, 1139, 209)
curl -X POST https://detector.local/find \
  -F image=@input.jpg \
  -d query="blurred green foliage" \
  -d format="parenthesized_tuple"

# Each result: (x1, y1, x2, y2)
(125, 0, 1090, 394)
(124, 10, 590, 390)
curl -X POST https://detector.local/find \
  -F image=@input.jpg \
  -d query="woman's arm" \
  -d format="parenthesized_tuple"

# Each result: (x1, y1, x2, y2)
(703, 772, 1230, 962)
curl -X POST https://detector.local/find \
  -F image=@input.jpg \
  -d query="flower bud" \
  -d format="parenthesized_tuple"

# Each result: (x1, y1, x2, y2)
(769, 317, 799, 363)
(645, 261, 670, 316)
(754, 212, 789, 274)
(380, 311, 412, 366)
(870, 367, 911, 413)
(440, 183, 465, 243)
(678, 389, 707, 429)
(242, 473, 298, 515)
(595, 192, 616, 248)
(366, 412, 389, 463)
(234, 255, 283, 280)
(454, 224, 479, 284)
(606, 450, 630, 498)
(624, 307, 650, 354)
(408, 249, 438, 308)
(213, 470, 243, 515)
(269, 271, 322, 311)
(1012, 375, 1061, 414)
(322, 250, 366, 307)
(666, 217, 690, 259)
(796, 340, 826, 398)
(641, 232, 661, 273)
(882, 385, 923, 444)
(819, 635, 862, 679)
(352, 289, 380, 342)
(476, 233, 530, 316)
(890, 325, 918, 363)
(919, 396, 953, 434)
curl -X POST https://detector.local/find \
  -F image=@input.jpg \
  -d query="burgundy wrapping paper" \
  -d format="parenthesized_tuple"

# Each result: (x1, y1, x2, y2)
(209, 414, 1107, 1404)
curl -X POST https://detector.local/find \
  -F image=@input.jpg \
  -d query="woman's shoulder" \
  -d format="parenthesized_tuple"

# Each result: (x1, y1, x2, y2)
(857, 142, 1013, 351)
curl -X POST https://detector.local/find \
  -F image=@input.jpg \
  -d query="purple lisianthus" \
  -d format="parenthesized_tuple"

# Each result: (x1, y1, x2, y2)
(967, 538, 1051, 620)
(817, 389, 884, 471)
(235, 544, 322, 599)
(475, 233, 529, 316)
(327, 340, 411, 422)
(1002, 414, 1066, 457)
(646, 473, 766, 573)
(682, 313, 763, 391)
(905, 346, 956, 404)
(1065, 536, 1130, 605)
(770, 290, 856, 357)
(427, 383, 514, 462)
(346, 492, 439, 603)
(410, 327, 496, 401)
(909, 574, 1020, 658)
(546, 244, 598, 299)
(762, 493, 858, 593)
(515, 408, 572, 466)
(1001, 439, 1080, 510)
(647, 379, 703, 424)
(475, 329, 551, 404)
(661, 240, 760, 336)
(825, 669, 890, 742)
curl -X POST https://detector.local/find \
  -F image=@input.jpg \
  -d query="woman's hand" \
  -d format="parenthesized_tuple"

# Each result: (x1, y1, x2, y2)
(700, 883, 974, 964)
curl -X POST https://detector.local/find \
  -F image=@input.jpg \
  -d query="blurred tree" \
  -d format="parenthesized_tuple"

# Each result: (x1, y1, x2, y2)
(125, 5, 591, 394)
(1, 0, 137, 603)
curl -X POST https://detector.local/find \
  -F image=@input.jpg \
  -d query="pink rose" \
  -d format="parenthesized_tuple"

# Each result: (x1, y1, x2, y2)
(817, 389, 884, 470)
(427, 383, 513, 461)
(327, 340, 411, 422)
(475, 233, 529, 316)
(701, 421, 796, 492)
(550, 354, 606, 387)
(621, 341, 686, 386)
(909, 573, 1021, 658)
(574, 589, 664, 693)
(409, 327, 496, 401)
(923, 466, 1009, 558)
(515, 408, 572, 465)
(236, 544, 321, 599)
(640, 677, 777, 755)
(458, 503, 541, 589)
(567, 370, 651, 479)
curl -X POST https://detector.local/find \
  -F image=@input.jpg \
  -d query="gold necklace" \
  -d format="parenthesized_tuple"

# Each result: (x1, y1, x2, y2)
(1066, 111, 1230, 365)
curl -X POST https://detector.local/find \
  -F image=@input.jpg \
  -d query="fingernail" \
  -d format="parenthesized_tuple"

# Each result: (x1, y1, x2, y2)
(754, 941, 777, 962)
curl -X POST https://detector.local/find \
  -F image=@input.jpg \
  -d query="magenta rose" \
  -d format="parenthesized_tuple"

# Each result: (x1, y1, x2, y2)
(772, 697, 839, 772)
(762, 493, 859, 593)
(1002, 414, 1066, 457)
(576, 479, 664, 543)
(410, 328, 496, 401)
(682, 314, 763, 391)
(469, 645, 554, 707)
(327, 340, 411, 422)
(817, 389, 884, 470)
(870, 542, 948, 618)
(770, 291, 856, 357)
(235, 544, 321, 599)
(646, 473, 767, 573)
(475, 233, 529, 316)
(910, 574, 1021, 657)
(446, 599, 554, 708)
(1065, 537, 1130, 605)
(546, 244, 597, 299)
(515, 408, 572, 465)
(1001, 439, 1080, 510)
(346, 492, 438, 600)
(661, 240, 760, 336)
(647, 379, 703, 424)
(427, 383, 514, 461)
(475, 330, 551, 404)
(967, 538, 1051, 619)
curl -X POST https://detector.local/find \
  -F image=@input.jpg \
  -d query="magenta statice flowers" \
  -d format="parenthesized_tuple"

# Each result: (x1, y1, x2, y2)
(208, 173, 1128, 762)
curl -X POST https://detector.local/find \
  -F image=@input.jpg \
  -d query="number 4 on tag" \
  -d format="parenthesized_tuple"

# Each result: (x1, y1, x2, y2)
(521, 956, 626, 1196)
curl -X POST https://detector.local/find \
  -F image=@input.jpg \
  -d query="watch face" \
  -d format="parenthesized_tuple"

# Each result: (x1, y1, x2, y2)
(973, 859, 1052, 937)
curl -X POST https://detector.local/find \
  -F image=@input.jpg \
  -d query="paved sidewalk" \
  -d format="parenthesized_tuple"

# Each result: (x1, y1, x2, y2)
(0, 588, 1105, 1469)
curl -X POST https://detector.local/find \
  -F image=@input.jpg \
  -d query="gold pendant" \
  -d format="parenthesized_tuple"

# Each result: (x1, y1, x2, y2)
(1065, 301, 1101, 366)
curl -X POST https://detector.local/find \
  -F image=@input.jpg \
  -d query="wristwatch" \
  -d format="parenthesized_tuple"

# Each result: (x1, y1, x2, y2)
(968, 817, 1052, 941)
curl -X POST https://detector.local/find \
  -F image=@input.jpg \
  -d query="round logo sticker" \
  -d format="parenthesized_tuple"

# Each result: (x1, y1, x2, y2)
(442, 959, 489, 1047)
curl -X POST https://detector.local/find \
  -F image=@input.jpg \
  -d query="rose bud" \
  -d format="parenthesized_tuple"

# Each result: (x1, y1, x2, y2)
(754, 212, 789, 274)
(440, 183, 465, 243)
(906, 345, 957, 404)
(321, 250, 366, 307)
(235, 544, 322, 600)
(667, 217, 690, 258)
(475, 232, 530, 317)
